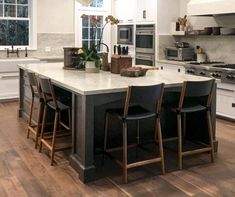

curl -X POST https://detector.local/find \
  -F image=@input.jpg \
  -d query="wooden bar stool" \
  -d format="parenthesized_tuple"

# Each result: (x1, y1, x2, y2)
(26, 72, 44, 149)
(104, 84, 165, 183)
(38, 77, 72, 166)
(171, 79, 215, 170)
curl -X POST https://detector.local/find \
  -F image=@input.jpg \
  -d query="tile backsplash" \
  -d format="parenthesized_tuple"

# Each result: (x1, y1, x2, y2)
(158, 35, 235, 63)
(0, 33, 75, 59)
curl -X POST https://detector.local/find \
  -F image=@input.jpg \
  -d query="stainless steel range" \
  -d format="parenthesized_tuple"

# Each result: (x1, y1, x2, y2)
(185, 62, 235, 84)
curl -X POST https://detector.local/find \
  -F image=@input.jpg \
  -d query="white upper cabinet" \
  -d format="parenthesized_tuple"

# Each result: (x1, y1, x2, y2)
(136, 0, 157, 22)
(114, 0, 136, 23)
(114, 0, 157, 23)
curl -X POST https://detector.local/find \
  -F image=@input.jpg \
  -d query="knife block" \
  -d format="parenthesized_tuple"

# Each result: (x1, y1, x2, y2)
(111, 55, 132, 74)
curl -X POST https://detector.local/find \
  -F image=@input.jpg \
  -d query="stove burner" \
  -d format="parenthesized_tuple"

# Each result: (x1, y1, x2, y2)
(213, 64, 235, 69)
(189, 61, 224, 65)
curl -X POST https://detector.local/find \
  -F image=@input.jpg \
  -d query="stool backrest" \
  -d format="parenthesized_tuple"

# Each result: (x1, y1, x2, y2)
(38, 77, 58, 108)
(123, 83, 165, 118)
(178, 79, 215, 109)
(27, 72, 41, 98)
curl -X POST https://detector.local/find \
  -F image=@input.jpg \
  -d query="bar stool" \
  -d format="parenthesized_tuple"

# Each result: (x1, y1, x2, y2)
(26, 72, 44, 149)
(104, 84, 165, 183)
(171, 79, 215, 170)
(38, 77, 72, 165)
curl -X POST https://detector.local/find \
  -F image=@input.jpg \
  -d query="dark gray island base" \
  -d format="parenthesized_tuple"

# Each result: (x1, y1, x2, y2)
(18, 63, 218, 183)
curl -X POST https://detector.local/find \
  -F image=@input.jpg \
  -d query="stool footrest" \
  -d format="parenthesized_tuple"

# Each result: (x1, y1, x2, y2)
(106, 144, 137, 153)
(127, 157, 162, 169)
(182, 147, 212, 157)
(55, 145, 72, 152)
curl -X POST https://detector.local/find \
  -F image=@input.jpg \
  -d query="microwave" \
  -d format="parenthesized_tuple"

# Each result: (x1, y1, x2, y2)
(117, 25, 133, 45)
(165, 47, 195, 61)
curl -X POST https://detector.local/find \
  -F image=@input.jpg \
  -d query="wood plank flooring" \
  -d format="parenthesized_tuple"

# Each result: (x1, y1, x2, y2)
(0, 101, 235, 197)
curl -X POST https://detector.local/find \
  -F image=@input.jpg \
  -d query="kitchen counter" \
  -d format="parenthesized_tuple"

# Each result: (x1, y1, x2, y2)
(18, 62, 210, 95)
(157, 59, 191, 66)
(18, 62, 217, 183)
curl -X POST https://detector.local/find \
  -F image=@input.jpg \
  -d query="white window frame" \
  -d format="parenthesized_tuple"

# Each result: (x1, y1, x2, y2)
(76, 0, 109, 12)
(75, 0, 112, 52)
(0, 0, 37, 50)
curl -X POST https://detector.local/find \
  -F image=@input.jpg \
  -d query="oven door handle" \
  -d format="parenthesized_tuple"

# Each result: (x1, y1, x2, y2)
(136, 55, 154, 60)
(136, 31, 154, 36)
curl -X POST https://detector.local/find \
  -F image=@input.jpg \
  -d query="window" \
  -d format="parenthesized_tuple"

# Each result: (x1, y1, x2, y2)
(84, 0, 103, 8)
(0, 0, 29, 46)
(82, 15, 103, 51)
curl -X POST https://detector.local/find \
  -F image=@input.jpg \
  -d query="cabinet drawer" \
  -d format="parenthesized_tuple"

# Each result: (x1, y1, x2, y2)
(217, 94, 235, 118)
(0, 74, 19, 100)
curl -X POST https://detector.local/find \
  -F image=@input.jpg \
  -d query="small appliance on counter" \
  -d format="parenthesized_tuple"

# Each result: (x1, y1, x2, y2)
(175, 41, 190, 48)
(165, 46, 195, 61)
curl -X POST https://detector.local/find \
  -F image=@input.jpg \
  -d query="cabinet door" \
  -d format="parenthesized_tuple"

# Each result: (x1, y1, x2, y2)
(0, 73, 19, 100)
(159, 64, 185, 73)
(136, 0, 157, 22)
(114, 0, 136, 23)
(216, 86, 235, 119)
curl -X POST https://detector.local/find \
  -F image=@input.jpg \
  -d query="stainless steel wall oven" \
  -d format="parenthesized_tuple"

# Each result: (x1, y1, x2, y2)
(135, 24, 155, 66)
(135, 24, 155, 54)
(135, 53, 155, 66)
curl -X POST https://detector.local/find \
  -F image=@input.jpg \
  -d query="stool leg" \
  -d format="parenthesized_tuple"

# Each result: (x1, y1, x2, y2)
(177, 113, 183, 170)
(104, 113, 109, 152)
(123, 121, 128, 184)
(207, 110, 215, 163)
(156, 117, 165, 174)
(136, 120, 140, 145)
(51, 111, 59, 166)
(27, 96, 34, 138)
(135, 120, 140, 159)
(39, 105, 47, 153)
(68, 108, 71, 131)
(103, 113, 109, 164)
(35, 101, 43, 149)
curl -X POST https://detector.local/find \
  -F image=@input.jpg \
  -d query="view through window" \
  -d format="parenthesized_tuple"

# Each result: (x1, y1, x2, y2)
(0, 0, 29, 46)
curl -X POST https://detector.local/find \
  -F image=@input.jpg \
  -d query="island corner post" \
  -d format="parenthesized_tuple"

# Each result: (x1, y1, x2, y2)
(18, 66, 218, 183)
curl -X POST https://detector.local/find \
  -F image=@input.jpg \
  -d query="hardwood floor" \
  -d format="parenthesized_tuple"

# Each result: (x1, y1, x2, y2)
(0, 101, 235, 197)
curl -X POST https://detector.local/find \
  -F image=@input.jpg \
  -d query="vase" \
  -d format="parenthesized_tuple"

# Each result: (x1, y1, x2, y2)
(85, 61, 100, 73)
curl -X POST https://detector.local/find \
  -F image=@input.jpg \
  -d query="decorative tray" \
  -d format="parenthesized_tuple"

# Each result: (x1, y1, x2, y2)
(120, 67, 148, 77)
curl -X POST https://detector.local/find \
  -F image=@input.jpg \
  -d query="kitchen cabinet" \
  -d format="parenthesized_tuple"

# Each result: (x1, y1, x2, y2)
(114, 0, 136, 23)
(114, 0, 157, 23)
(0, 58, 41, 101)
(0, 73, 19, 100)
(158, 63, 185, 73)
(216, 83, 235, 119)
(136, 0, 157, 22)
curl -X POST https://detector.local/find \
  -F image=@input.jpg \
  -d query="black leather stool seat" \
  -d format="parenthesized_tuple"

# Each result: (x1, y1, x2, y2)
(107, 105, 157, 120)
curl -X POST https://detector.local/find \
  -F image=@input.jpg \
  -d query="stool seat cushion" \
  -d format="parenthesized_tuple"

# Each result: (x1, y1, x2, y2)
(47, 101, 70, 111)
(107, 105, 157, 120)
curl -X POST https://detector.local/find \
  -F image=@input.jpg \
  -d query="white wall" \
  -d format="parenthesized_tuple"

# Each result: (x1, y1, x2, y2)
(37, 0, 75, 33)
(157, 0, 180, 34)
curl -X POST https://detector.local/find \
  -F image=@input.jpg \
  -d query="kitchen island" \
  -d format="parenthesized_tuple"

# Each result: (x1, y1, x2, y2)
(18, 62, 218, 183)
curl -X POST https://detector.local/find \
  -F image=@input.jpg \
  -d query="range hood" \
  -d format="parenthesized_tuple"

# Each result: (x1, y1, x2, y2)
(187, 0, 235, 16)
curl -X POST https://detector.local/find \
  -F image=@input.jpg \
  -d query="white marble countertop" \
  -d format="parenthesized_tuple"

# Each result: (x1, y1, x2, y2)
(157, 59, 191, 66)
(0, 58, 41, 62)
(18, 62, 211, 95)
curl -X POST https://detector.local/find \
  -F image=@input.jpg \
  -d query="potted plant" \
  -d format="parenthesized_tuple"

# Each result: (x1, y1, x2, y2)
(82, 45, 103, 73)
